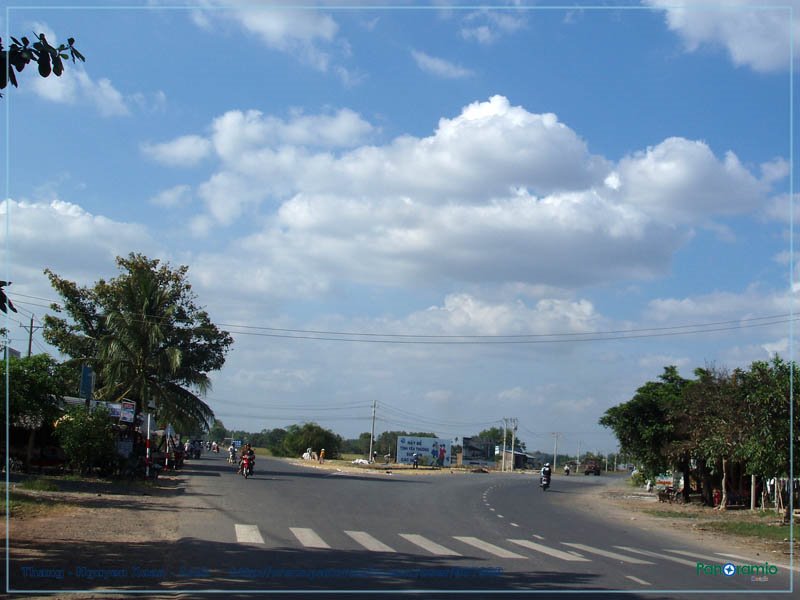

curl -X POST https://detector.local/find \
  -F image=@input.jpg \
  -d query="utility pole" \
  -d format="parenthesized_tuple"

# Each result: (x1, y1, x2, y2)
(510, 418, 518, 472)
(577, 440, 582, 467)
(368, 398, 377, 463)
(501, 419, 508, 472)
(552, 432, 560, 470)
(21, 315, 42, 357)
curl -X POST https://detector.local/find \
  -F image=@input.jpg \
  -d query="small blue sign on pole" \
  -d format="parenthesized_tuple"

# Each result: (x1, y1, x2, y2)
(80, 365, 95, 401)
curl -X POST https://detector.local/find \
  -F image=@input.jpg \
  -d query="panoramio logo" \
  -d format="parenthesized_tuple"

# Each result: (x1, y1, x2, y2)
(696, 561, 778, 577)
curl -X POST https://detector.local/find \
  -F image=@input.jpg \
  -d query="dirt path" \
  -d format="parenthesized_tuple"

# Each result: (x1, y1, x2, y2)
(568, 475, 797, 565)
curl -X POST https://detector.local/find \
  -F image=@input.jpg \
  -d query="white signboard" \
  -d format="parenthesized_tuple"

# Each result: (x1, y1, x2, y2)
(396, 436, 451, 467)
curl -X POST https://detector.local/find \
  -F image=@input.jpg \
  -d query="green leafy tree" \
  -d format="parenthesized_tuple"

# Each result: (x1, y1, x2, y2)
(54, 404, 115, 475)
(1, 34, 84, 97)
(43, 253, 233, 432)
(2, 354, 75, 467)
(738, 356, 800, 479)
(281, 422, 342, 458)
(341, 432, 375, 455)
(599, 366, 689, 480)
(208, 419, 228, 444)
(264, 428, 287, 455)
(474, 426, 526, 452)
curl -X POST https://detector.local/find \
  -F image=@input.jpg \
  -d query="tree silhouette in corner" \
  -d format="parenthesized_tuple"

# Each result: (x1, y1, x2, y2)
(0, 281, 17, 314)
(1, 34, 84, 97)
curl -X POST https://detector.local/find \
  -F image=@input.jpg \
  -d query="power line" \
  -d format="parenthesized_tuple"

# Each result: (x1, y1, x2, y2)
(223, 316, 795, 344)
(218, 312, 795, 339)
(8, 290, 796, 344)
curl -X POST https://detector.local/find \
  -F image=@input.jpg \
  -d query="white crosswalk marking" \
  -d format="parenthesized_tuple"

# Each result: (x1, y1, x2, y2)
(345, 530, 396, 552)
(290, 527, 330, 549)
(664, 549, 718, 562)
(615, 546, 698, 567)
(561, 543, 653, 564)
(508, 539, 590, 562)
(234, 524, 265, 544)
(399, 534, 461, 556)
(453, 536, 527, 559)
(625, 575, 651, 586)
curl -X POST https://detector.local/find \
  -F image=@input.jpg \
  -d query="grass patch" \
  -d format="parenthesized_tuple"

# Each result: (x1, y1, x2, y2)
(19, 478, 59, 492)
(643, 509, 700, 519)
(1, 483, 71, 518)
(702, 520, 791, 542)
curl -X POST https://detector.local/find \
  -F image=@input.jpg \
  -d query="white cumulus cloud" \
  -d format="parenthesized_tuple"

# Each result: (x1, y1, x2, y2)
(142, 135, 213, 167)
(645, 0, 799, 72)
(411, 50, 474, 79)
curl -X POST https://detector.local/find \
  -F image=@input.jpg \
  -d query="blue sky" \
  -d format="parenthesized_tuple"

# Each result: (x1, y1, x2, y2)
(2, 1, 797, 456)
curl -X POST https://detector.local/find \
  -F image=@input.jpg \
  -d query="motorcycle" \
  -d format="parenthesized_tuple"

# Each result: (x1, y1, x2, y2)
(240, 454, 253, 478)
(540, 471, 551, 491)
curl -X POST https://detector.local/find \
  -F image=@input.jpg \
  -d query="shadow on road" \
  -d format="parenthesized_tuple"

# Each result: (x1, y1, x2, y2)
(8, 535, 677, 598)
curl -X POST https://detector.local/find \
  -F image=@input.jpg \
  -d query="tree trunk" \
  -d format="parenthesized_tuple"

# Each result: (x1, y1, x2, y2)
(699, 460, 714, 506)
(719, 457, 728, 511)
(25, 428, 36, 472)
(681, 459, 691, 503)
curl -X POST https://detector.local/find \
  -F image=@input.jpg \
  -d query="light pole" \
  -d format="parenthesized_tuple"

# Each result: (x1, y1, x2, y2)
(552, 432, 559, 470)
(368, 398, 376, 462)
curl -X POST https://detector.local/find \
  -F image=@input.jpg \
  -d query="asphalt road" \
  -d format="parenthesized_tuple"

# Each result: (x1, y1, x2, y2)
(8, 453, 795, 598)
(170, 453, 795, 597)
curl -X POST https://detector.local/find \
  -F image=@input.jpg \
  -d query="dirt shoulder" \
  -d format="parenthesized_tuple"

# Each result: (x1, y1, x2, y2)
(5, 473, 203, 600)
(568, 474, 797, 565)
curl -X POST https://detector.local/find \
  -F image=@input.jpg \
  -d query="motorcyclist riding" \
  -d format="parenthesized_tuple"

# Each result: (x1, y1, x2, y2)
(239, 443, 255, 476)
(540, 462, 552, 489)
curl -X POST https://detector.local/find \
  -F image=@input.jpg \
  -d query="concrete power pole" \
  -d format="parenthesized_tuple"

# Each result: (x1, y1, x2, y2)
(368, 398, 377, 463)
(501, 419, 508, 472)
(510, 418, 518, 472)
(552, 432, 560, 470)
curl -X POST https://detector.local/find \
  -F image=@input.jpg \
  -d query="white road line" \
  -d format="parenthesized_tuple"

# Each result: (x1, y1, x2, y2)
(715, 552, 800, 573)
(510, 523, 519, 527)
(489, 508, 496, 512)
(614, 546, 697, 567)
(561, 543, 653, 565)
(625, 575, 651, 586)
(234, 524, 265, 544)
(289, 527, 330, 549)
(345, 530, 396, 553)
(664, 549, 718, 561)
(453, 536, 527, 559)
(532, 534, 545, 540)
(497, 514, 504, 519)
(399, 534, 461, 556)
(508, 539, 590, 562)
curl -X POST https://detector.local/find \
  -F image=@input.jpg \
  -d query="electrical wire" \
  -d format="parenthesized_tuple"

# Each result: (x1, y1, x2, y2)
(8, 291, 797, 345)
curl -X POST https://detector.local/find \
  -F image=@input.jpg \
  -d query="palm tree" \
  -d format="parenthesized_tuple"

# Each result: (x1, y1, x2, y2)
(97, 266, 213, 432)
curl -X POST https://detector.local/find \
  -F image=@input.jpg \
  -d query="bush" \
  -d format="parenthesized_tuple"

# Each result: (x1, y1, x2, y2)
(281, 422, 342, 458)
(54, 405, 115, 475)
(630, 470, 647, 488)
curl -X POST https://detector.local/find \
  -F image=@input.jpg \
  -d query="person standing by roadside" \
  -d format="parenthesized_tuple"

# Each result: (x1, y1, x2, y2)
(319, 448, 325, 464)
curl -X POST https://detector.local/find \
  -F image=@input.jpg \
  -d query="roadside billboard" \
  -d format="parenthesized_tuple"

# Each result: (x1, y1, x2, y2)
(396, 436, 451, 467)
